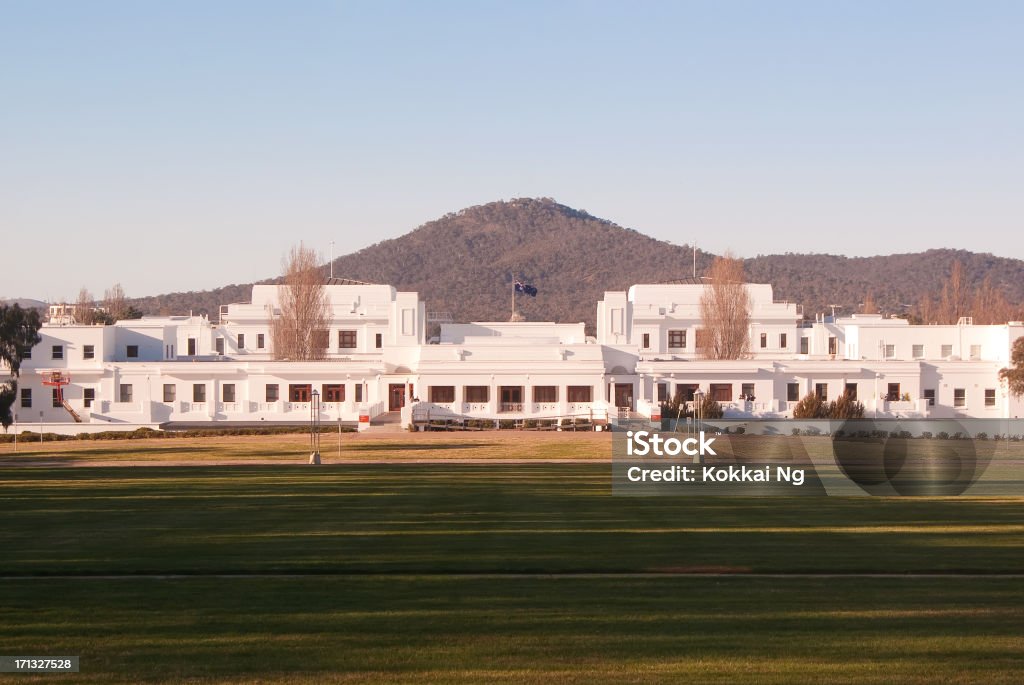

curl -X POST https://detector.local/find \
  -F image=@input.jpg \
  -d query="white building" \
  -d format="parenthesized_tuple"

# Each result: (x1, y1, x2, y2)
(4, 281, 1023, 434)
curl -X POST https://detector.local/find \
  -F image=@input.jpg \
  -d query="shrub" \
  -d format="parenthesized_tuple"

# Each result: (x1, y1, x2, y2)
(793, 393, 828, 419)
(828, 393, 865, 419)
(695, 393, 724, 420)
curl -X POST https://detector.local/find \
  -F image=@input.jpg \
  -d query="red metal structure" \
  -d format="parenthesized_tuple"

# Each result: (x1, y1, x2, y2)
(41, 370, 82, 423)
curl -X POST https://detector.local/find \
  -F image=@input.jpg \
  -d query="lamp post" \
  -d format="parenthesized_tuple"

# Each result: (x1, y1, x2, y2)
(309, 389, 321, 464)
(693, 389, 705, 464)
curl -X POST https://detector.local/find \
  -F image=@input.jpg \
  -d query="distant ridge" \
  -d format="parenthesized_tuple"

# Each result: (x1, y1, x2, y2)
(0, 298, 47, 311)
(127, 198, 1024, 330)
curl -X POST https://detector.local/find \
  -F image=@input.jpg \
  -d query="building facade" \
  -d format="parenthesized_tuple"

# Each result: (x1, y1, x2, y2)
(4, 281, 1023, 434)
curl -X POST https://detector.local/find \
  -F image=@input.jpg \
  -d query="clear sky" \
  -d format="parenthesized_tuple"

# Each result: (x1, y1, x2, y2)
(2, 1, 1022, 300)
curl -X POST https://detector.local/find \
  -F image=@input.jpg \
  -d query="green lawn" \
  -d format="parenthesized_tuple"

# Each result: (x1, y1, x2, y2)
(1, 576, 1022, 684)
(1, 462, 1023, 683)
(1, 465, 1022, 574)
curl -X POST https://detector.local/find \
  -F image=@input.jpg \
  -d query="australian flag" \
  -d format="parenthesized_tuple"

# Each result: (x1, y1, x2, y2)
(514, 280, 538, 297)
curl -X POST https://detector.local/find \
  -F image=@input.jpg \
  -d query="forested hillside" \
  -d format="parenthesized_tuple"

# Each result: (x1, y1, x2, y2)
(126, 198, 1024, 329)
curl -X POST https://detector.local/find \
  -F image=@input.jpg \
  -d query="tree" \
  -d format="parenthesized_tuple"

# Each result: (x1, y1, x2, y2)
(698, 253, 751, 360)
(103, 283, 128, 323)
(271, 243, 329, 360)
(971, 276, 1012, 325)
(861, 292, 878, 315)
(828, 391, 866, 419)
(695, 392, 724, 420)
(1000, 336, 1024, 399)
(939, 259, 970, 324)
(75, 287, 97, 325)
(792, 392, 828, 419)
(0, 304, 43, 430)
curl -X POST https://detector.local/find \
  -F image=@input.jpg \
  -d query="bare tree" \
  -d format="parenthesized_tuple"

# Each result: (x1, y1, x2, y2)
(75, 287, 97, 325)
(103, 283, 128, 323)
(698, 253, 751, 360)
(939, 260, 970, 324)
(971, 276, 1012, 325)
(861, 292, 878, 315)
(271, 243, 329, 360)
(916, 293, 936, 325)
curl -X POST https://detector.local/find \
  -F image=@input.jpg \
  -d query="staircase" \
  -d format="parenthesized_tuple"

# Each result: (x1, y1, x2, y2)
(367, 411, 405, 433)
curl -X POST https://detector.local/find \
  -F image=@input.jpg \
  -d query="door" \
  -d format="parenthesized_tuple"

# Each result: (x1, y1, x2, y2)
(388, 384, 406, 411)
(614, 383, 633, 410)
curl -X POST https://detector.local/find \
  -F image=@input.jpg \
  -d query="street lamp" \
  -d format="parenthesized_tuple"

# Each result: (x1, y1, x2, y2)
(309, 389, 321, 464)
(693, 389, 705, 463)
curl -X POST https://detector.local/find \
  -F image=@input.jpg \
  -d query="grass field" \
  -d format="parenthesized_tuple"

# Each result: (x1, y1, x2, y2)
(1, 434, 1023, 683)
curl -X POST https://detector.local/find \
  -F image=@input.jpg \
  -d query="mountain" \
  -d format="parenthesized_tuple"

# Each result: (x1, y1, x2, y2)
(0, 298, 47, 311)
(127, 198, 1024, 330)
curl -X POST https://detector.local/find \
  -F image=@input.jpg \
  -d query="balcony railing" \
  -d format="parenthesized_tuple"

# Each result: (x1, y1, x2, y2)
(500, 402, 524, 413)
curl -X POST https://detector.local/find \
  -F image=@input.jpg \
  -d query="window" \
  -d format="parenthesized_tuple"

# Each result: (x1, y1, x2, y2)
(844, 383, 858, 400)
(499, 386, 523, 411)
(815, 383, 828, 401)
(657, 383, 668, 403)
(83, 344, 95, 360)
(887, 383, 901, 402)
(787, 383, 799, 402)
(642, 333, 650, 349)
(567, 386, 592, 403)
(215, 338, 225, 355)
(257, 333, 265, 349)
(532, 386, 557, 403)
(912, 344, 924, 359)
(126, 345, 139, 358)
(338, 330, 357, 349)
(464, 386, 489, 403)
(266, 384, 279, 402)
(289, 384, 311, 402)
(828, 336, 837, 355)
(223, 384, 236, 403)
(923, 388, 935, 406)
(355, 384, 363, 402)
(187, 338, 197, 355)
(953, 388, 966, 407)
(430, 386, 455, 403)
(20, 388, 31, 408)
(970, 345, 981, 360)
(741, 383, 755, 399)
(780, 333, 788, 348)
(322, 384, 344, 402)
(119, 384, 133, 403)
(52, 345, 63, 360)
(375, 333, 383, 349)
(52, 388, 61, 408)
(985, 388, 996, 407)
(237, 334, 245, 349)
(193, 384, 206, 402)
(760, 332, 767, 348)
(163, 384, 176, 403)
(710, 383, 732, 402)
(800, 338, 809, 354)
(668, 330, 686, 349)
(83, 388, 95, 408)
(941, 344, 953, 358)
(675, 384, 699, 402)
(884, 344, 895, 359)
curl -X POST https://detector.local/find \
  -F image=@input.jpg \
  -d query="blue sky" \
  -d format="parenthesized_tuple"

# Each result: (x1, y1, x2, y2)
(2, 1, 1022, 299)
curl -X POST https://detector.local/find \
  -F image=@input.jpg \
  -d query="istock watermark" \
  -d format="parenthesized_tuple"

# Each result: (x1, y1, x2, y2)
(612, 418, 1024, 496)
